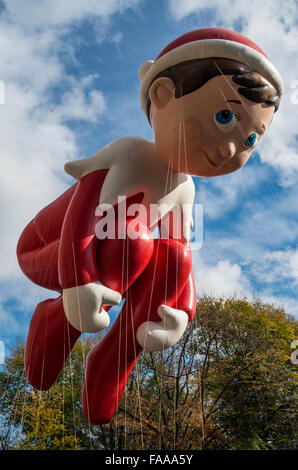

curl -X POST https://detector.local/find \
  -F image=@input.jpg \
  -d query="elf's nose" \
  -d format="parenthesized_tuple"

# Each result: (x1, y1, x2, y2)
(218, 141, 236, 159)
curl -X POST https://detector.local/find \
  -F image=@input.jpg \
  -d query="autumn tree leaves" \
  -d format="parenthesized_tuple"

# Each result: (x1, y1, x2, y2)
(0, 297, 297, 450)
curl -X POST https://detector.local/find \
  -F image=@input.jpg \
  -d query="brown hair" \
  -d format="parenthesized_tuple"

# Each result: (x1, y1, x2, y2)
(145, 58, 279, 123)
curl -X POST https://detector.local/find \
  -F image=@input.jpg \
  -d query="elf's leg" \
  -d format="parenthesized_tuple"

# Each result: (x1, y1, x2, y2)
(21, 173, 106, 390)
(175, 268, 197, 322)
(20, 169, 151, 391)
(24, 296, 81, 390)
(18, 184, 79, 388)
(25, 218, 154, 390)
(82, 237, 193, 424)
(17, 183, 77, 292)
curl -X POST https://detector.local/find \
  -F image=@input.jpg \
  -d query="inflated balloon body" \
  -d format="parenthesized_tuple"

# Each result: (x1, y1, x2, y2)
(17, 28, 283, 424)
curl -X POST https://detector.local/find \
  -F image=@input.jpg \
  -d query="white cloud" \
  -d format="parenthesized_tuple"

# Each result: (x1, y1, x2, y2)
(168, 0, 298, 185)
(52, 82, 106, 123)
(194, 162, 274, 219)
(0, 0, 143, 345)
(0, 0, 296, 341)
(258, 293, 298, 318)
(0, 0, 145, 345)
(193, 252, 298, 318)
(1, 0, 140, 30)
(168, 0, 298, 318)
(194, 256, 251, 298)
(0, 0, 141, 283)
(251, 248, 298, 286)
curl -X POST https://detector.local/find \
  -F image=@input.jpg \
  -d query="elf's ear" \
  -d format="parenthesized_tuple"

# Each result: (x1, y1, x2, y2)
(148, 77, 176, 109)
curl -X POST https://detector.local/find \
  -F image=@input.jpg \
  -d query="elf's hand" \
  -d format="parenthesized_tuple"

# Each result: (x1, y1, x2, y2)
(136, 304, 188, 351)
(62, 281, 122, 333)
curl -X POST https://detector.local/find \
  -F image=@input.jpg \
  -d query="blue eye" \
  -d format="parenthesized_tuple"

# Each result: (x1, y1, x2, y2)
(244, 132, 258, 147)
(214, 109, 236, 132)
(215, 109, 234, 124)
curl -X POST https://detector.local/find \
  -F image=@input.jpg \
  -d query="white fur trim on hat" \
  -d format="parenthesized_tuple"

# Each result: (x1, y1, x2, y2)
(139, 39, 283, 115)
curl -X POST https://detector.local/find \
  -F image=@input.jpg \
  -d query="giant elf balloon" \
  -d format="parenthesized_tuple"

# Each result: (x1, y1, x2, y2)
(17, 28, 283, 424)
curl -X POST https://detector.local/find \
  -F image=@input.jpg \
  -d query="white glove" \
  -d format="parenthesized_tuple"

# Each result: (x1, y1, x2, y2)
(136, 304, 188, 351)
(62, 281, 122, 333)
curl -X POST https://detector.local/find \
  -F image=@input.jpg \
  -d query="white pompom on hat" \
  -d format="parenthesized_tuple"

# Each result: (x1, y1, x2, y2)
(139, 27, 283, 116)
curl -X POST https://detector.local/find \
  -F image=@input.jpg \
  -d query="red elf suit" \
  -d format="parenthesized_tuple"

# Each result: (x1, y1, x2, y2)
(17, 28, 283, 425)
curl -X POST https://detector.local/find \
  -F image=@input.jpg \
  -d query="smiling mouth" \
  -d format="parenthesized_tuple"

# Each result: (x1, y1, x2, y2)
(204, 152, 221, 169)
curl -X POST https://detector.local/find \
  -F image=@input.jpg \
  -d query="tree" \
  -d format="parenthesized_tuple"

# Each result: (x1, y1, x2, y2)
(105, 297, 297, 450)
(0, 297, 297, 450)
(0, 338, 94, 449)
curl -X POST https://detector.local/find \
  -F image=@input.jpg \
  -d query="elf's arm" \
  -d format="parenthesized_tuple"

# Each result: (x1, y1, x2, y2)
(58, 169, 122, 333)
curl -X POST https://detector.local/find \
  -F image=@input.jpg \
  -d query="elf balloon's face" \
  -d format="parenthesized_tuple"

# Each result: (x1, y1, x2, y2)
(149, 74, 275, 177)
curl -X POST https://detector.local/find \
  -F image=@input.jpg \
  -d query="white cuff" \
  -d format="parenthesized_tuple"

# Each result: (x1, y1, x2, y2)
(63, 281, 121, 333)
(136, 304, 188, 351)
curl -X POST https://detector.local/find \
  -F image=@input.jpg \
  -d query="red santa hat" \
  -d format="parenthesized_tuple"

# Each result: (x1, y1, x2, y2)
(139, 27, 283, 115)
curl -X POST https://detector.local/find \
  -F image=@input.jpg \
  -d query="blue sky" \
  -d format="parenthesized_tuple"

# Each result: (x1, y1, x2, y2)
(0, 0, 297, 353)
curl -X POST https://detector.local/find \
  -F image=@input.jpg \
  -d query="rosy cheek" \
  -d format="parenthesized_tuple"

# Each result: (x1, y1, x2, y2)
(183, 118, 204, 141)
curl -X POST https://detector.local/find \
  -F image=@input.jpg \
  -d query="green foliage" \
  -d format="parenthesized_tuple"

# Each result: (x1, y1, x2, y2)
(0, 297, 297, 450)
(191, 298, 297, 449)
(0, 338, 94, 449)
